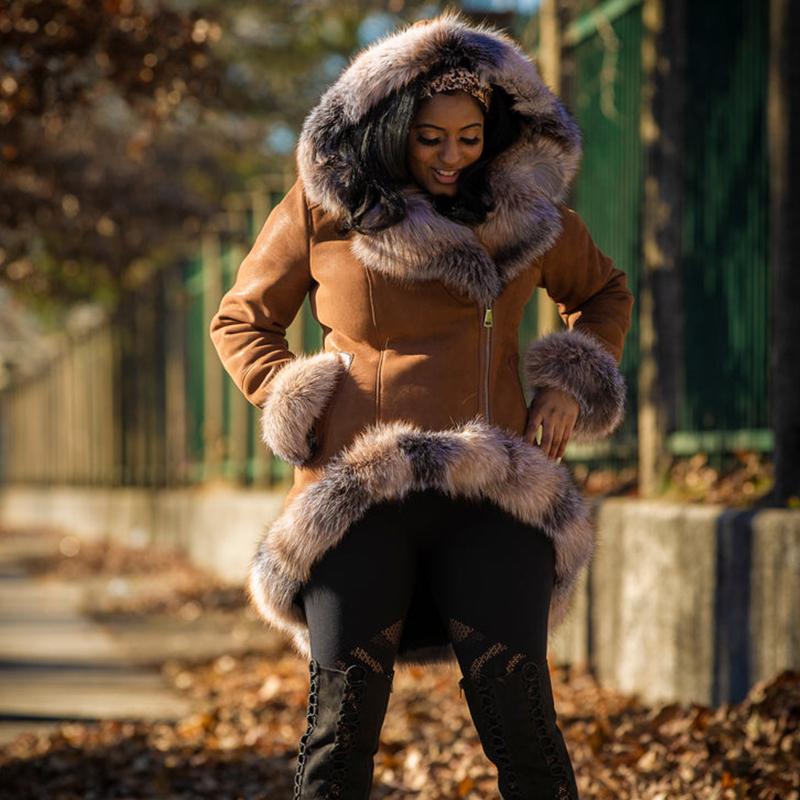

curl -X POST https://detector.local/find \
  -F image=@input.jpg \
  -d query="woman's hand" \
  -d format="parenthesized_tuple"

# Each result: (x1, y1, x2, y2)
(524, 387, 580, 461)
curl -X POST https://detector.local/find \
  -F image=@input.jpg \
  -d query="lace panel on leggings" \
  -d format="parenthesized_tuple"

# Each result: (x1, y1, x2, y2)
(447, 617, 529, 680)
(332, 618, 404, 675)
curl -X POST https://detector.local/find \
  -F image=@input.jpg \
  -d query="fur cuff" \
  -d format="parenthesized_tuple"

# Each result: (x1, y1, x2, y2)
(260, 350, 351, 466)
(523, 329, 626, 443)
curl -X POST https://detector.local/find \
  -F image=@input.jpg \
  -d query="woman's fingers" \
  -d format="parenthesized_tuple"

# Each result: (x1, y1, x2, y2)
(556, 420, 574, 460)
(553, 422, 568, 459)
(525, 402, 576, 461)
(545, 416, 574, 460)
(540, 417, 557, 456)
(526, 410, 543, 446)
(527, 407, 562, 458)
(550, 426, 565, 461)
(527, 389, 578, 461)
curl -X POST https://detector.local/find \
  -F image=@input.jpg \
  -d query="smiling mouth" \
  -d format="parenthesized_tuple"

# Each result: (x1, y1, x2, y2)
(431, 168, 460, 185)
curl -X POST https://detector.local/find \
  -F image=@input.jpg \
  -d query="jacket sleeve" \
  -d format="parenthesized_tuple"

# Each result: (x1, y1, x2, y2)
(208, 176, 350, 466)
(522, 205, 635, 443)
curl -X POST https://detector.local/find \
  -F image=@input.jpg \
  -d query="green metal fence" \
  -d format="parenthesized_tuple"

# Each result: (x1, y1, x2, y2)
(565, 0, 644, 465)
(184, 254, 206, 482)
(679, 0, 770, 450)
(557, 0, 770, 462)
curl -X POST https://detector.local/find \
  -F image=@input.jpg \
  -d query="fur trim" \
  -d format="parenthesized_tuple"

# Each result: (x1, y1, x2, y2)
(523, 329, 626, 443)
(295, 10, 582, 306)
(247, 416, 594, 668)
(260, 350, 352, 466)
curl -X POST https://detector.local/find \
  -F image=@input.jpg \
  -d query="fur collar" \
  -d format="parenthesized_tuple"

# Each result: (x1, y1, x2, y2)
(296, 10, 582, 306)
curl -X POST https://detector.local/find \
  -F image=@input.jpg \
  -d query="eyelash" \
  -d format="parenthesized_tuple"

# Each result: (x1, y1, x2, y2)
(417, 136, 482, 146)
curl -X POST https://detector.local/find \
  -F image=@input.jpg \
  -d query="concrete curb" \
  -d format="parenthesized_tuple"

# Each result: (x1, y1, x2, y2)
(2, 485, 798, 706)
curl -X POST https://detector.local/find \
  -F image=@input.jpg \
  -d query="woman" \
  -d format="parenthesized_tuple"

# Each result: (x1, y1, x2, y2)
(210, 11, 633, 800)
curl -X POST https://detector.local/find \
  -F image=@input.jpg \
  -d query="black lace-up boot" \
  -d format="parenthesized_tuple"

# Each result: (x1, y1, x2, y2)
(292, 658, 394, 799)
(458, 659, 580, 800)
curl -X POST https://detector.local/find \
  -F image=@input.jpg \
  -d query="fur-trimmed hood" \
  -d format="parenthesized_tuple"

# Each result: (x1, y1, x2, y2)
(296, 9, 583, 306)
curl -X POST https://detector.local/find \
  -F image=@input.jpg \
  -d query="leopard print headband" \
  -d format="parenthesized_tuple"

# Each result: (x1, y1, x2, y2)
(418, 66, 493, 112)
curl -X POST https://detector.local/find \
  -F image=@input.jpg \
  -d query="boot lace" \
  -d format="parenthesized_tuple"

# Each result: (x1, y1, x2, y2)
(292, 658, 321, 800)
(472, 671, 523, 798)
(521, 660, 575, 800)
(325, 663, 368, 799)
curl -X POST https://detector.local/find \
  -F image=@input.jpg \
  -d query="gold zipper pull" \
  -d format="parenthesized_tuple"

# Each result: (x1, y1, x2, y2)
(483, 307, 493, 327)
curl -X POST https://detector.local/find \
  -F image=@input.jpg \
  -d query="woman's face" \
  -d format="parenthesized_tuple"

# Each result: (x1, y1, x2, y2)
(406, 91, 485, 197)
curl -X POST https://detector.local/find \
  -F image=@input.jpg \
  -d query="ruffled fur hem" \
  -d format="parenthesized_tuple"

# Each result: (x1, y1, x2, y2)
(246, 416, 594, 668)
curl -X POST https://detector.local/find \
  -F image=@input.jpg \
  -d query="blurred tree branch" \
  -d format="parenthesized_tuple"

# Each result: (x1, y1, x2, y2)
(0, 0, 429, 320)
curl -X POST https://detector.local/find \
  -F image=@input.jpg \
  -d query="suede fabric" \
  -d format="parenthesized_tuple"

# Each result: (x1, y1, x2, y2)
(209, 12, 634, 668)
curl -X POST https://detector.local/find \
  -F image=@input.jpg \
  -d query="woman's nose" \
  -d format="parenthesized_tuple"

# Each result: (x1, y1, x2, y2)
(439, 139, 461, 165)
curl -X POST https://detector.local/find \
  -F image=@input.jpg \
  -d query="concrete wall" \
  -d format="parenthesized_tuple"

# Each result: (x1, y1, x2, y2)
(2, 485, 798, 707)
(0, 484, 283, 583)
(548, 498, 800, 706)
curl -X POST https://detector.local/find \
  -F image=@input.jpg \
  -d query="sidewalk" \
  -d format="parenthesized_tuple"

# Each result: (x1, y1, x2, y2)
(0, 528, 276, 746)
(0, 530, 198, 744)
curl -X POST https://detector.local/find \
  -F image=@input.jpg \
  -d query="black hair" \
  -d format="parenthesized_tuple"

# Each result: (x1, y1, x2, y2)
(334, 79, 522, 236)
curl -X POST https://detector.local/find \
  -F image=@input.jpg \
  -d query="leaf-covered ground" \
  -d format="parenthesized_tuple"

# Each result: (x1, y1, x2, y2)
(574, 450, 775, 507)
(1, 532, 797, 800)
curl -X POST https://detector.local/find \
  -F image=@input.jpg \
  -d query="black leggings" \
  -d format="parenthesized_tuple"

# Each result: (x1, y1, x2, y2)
(301, 487, 556, 680)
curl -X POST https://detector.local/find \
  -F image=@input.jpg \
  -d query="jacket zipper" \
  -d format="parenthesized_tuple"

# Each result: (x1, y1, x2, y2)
(483, 305, 493, 422)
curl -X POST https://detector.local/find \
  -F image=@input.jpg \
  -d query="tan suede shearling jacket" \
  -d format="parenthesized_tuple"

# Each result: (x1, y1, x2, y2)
(210, 177, 633, 500)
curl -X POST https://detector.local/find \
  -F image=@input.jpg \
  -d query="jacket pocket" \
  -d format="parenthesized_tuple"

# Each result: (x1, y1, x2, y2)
(506, 352, 533, 441)
(306, 351, 354, 464)
(508, 352, 527, 404)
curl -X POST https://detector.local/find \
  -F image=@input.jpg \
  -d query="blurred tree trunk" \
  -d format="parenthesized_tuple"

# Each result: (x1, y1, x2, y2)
(768, 0, 800, 504)
(537, 0, 564, 337)
(637, 0, 686, 498)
